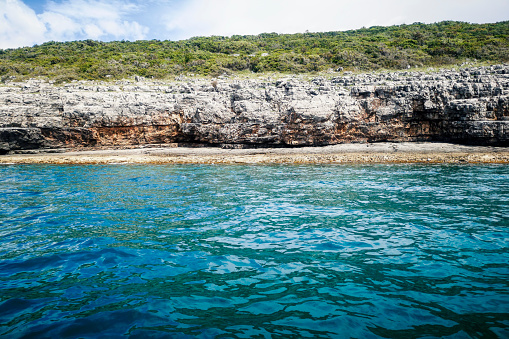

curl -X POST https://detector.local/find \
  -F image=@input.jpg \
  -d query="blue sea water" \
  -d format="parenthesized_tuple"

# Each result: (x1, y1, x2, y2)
(0, 164, 508, 338)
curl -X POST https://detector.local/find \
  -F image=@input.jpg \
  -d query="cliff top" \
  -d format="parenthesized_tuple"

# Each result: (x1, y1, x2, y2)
(1, 21, 508, 83)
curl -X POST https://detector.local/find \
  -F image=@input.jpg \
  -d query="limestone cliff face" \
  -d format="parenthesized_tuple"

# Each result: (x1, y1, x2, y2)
(1, 65, 509, 153)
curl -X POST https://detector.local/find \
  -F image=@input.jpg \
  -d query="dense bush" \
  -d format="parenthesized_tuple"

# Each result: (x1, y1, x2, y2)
(0, 21, 507, 81)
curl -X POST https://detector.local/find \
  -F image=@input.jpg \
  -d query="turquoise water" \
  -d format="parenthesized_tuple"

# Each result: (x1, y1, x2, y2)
(0, 164, 508, 338)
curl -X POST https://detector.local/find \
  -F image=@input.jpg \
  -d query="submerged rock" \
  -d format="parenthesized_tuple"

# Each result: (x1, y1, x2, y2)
(1, 65, 509, 152)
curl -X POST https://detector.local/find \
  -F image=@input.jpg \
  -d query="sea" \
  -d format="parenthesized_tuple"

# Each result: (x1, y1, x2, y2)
(0, 164, 508, 338)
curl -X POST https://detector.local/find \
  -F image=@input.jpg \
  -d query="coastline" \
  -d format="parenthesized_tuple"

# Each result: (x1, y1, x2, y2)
(2, 65, 509, 155)
(1, 142, 509, 164)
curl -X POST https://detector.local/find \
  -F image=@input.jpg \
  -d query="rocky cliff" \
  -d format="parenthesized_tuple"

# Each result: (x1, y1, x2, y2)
(1, 65, 509, 154)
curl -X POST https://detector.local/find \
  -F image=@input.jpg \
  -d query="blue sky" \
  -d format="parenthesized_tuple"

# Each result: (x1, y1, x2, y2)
(1, 0, 508, 49)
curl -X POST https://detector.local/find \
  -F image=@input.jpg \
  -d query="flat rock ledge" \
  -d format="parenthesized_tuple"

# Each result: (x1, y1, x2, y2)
(1, 143, 508, 164)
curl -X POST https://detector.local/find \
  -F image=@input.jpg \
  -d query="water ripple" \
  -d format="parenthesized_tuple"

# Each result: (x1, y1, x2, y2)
(0, 164, 508, 338)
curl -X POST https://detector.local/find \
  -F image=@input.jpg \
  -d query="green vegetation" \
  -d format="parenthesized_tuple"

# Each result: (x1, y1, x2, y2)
(1, 21, 508, 82)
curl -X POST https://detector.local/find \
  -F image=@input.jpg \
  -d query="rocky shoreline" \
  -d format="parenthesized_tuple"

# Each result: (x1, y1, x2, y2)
(1, 65, 509, 155)
(1, 142, 508, 164)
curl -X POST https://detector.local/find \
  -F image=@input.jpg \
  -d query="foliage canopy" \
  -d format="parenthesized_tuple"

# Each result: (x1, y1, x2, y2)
(1, 21, 508, 82)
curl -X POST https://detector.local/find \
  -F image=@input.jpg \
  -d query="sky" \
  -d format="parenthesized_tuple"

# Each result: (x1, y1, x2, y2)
(1, 0, 508, 49)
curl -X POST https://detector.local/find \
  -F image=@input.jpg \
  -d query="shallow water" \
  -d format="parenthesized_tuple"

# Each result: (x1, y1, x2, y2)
(0, 164, 508, 338)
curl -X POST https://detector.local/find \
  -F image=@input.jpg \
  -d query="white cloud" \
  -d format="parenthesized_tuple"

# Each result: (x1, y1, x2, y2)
(163, 0, 509, 40)
(40, 0, 149, 41)
(2, 0, 508, 48)
(0, 0, 47, 48)
(0, 0, 148, 49)
(163, 0, 403, 39)
(37, 11, 81, 41)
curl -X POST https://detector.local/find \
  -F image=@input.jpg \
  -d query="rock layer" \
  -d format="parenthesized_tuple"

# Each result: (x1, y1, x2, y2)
(1, 65, 509, 153)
